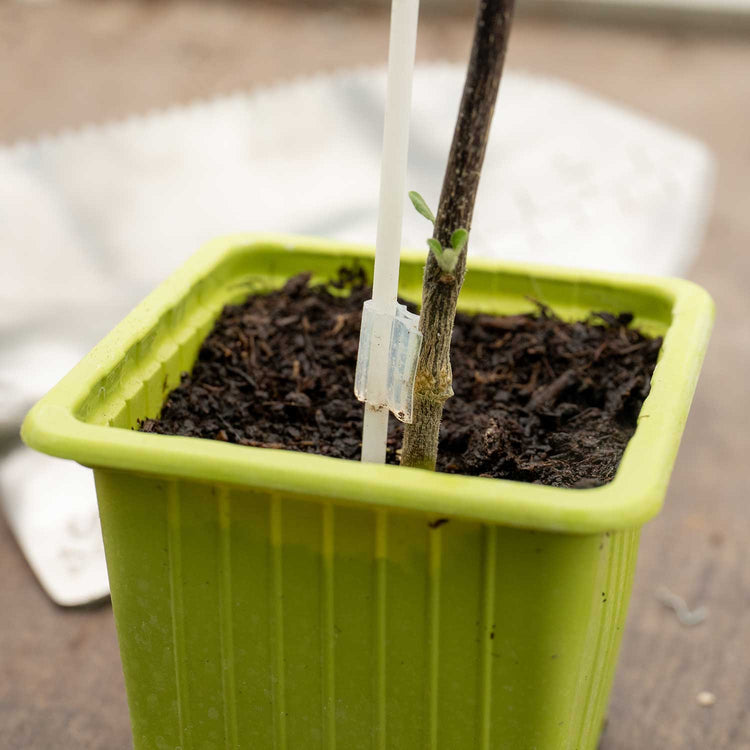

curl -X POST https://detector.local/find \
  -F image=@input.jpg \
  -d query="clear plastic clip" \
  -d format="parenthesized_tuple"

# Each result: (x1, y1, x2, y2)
(354, 300, 422, 423)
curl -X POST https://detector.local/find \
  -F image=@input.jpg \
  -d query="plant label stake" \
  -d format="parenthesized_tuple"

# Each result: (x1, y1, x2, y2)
(354, 0, 422, 464)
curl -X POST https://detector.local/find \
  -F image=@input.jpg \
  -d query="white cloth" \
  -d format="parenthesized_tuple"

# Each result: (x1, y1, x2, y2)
(0, 63, 714, 604)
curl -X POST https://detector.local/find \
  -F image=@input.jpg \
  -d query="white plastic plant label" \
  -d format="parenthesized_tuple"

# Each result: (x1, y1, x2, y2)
(354, 300, 423, 423)
(0, 447, 109, 606)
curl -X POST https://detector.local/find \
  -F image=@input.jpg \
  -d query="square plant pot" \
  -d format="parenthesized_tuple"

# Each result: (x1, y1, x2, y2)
(22, 234, 713, 750)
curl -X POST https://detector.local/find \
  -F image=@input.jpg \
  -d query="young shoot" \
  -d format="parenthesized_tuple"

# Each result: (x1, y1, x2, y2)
(409, 191, 468, 274)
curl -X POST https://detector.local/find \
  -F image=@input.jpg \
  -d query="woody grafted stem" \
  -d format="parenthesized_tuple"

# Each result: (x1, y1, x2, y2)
(400, 0, 515, 470)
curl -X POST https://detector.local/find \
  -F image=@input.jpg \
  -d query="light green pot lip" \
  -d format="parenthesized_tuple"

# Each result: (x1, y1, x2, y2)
(22, 233, 714, 535)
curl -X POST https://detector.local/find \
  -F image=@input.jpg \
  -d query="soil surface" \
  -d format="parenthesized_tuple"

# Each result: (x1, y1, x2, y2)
(140, 270, 662, 487)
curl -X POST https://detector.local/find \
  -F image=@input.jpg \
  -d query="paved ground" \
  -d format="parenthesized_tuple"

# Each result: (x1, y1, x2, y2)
(1, 1, 748, 748)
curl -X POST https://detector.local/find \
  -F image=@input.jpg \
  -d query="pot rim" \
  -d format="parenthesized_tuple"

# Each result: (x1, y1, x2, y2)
(21, 233, 714, 534)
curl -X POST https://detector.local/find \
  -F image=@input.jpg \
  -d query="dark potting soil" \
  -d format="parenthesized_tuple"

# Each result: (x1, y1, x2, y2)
(140, 269, 662, 488)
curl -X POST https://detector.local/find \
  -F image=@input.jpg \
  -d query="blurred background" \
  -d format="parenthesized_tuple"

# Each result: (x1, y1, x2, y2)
(1, 1, 748, 748)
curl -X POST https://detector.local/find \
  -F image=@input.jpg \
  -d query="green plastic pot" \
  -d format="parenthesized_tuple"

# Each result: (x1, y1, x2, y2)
(22, 234, 713, 750)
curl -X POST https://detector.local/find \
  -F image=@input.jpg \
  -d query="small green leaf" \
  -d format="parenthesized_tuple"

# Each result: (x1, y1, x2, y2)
(441, 248, 459, 273)
(427, 239, 459, 273)
(427, 237, 443, 261)
(409, 191, 436, 224)
(450, 228, 468, 252)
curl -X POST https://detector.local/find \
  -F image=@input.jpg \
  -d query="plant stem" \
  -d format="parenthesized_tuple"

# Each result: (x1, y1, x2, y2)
(400, 0, 515, 471)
